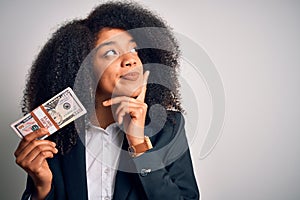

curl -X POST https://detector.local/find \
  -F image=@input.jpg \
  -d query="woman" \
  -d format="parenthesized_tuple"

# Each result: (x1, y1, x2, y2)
(14, 1, 199, 199)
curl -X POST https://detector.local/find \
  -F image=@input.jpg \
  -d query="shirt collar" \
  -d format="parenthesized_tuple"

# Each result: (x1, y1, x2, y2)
(86, 121, 120, 136)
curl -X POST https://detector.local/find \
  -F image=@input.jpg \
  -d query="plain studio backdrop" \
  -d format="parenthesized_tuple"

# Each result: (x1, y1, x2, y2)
(1, 0, 299, 199)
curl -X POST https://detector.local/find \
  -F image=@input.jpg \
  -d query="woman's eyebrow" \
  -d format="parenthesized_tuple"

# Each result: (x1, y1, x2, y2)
(96, 38, 137, 52)
(129, 39, 137, 45)
(96, 41, 116, 51)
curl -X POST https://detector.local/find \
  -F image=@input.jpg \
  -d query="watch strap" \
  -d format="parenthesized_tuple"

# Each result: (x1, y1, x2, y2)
(128, 136, 153, 157)
(133, 136, 153, 153)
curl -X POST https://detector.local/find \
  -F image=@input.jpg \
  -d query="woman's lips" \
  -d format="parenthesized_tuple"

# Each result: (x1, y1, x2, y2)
(120, 72, 140, 81)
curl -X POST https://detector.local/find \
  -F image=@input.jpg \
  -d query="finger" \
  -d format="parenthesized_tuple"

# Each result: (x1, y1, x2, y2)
(23, 128, 49, 142)
(15, 128, 49, 157)
(117, 106, 139, 124)
(118, 111, 125, 125)
(24, 145, 58, 163)
(117, 106, 145, 123)
(115, 102, 144, 124)
(115, 102, 128, 124)
(103, 96, 134, 106)
(15, 139, 55, 159)
(136, 70, 150, 101)
(17, 149, 56, 171)
(115, 101, 141, 116)
(17, 142, 57, 163)
(115, 103, 128, 124)
(31, 151, 55, 168)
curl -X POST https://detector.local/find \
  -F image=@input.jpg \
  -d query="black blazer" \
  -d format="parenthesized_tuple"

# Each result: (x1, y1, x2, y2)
(21, 111, 199, 200)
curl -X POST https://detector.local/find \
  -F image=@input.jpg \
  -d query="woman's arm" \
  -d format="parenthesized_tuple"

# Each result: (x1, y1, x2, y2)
(132, 112, 199, 200)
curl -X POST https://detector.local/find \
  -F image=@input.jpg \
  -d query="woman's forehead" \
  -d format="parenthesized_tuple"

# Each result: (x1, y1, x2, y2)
(95, 28, 135, 47)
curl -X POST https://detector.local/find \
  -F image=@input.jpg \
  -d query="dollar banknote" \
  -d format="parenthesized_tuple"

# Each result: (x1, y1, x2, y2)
(10, 87, 87, 139)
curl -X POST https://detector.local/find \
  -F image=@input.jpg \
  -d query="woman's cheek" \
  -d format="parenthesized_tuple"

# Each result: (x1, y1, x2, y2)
(93, 57, 113, 75)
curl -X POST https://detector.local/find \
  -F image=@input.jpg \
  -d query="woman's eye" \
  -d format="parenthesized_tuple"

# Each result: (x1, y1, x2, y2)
(104, 50, 117, 57)
(130, 47, 138, 53)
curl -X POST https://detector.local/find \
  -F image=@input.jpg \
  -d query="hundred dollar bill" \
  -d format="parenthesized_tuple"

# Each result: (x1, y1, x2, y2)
(10, 87, 86, 139)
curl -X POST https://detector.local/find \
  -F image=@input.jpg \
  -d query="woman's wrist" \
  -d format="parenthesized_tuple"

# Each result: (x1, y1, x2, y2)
(32, 177, 52, 200)
(32, 184, 51, 200)
(126, 135, 145, 146)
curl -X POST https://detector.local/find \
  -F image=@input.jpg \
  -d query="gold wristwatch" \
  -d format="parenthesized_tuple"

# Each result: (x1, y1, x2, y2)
(128, 136, 153, 157)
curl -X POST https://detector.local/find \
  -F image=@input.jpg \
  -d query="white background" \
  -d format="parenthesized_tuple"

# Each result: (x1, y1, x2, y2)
(0, 0, 299, 199)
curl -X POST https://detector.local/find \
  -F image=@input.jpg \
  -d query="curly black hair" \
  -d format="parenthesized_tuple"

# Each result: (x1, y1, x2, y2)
(22, 1, 183, 154)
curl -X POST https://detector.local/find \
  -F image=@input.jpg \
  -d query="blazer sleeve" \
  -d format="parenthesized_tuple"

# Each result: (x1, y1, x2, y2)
(21, 175, 55, 200)
(132, 112, 200, 200)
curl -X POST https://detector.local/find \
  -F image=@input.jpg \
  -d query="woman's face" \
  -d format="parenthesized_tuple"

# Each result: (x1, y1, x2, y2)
(94, 28, 144, 98)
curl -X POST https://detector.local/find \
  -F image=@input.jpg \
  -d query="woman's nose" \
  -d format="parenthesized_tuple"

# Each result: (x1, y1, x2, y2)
(121, 53, 137, 68)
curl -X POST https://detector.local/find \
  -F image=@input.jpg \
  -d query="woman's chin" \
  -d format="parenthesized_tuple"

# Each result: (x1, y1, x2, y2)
(113, 87, 142, 98)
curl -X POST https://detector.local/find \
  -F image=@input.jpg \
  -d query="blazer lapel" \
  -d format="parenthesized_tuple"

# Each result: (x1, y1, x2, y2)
(61, 137, 88, 200)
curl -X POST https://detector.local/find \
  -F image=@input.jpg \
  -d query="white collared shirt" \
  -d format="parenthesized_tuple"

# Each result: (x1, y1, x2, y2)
(85, 122, 124, 200)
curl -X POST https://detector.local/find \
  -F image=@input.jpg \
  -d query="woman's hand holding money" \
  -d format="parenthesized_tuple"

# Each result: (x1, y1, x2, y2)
(14, 128, 58, 200)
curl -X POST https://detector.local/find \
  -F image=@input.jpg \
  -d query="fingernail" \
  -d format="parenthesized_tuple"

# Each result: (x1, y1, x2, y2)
(103, 100, 111, 106)
(51, 142, 56, 146)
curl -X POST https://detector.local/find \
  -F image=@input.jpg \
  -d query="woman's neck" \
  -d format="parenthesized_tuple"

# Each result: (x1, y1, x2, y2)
(91, 93, 115, 129)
